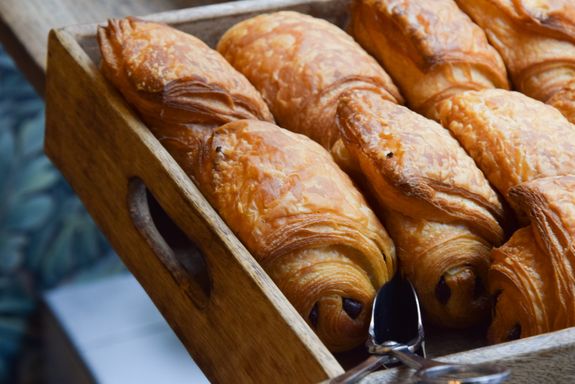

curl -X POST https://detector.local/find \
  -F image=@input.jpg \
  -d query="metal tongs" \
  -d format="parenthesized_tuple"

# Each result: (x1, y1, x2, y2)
(331, 276, 511, 384)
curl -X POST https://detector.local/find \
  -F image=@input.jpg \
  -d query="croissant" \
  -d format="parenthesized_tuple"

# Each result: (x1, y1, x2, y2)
(349, 0, 509, 119)
(219, 12, 505, 327)
(194, 120, 395, 351)
(216, 11, 403, 151)
(98, 17, 396, 352)
(353, 0, 575, 340)
(97, 16, 275, 164)
(489, 176, 575, 343)
(438, 89, 575, 214)
(349, 1, 575, 210)
(337, 91, 504, 327)
(455, 0, 575, 124)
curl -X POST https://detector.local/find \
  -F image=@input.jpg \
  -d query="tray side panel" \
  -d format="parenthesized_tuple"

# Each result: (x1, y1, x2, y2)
(357, 327, 575, 383)
(45, 28, 344, 383)
(68, 0, 351, 66)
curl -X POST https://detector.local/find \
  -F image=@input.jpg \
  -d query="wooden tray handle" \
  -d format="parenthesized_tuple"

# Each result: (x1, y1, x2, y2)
(45, 27, 343, 383)
(127, 177, 211, 309)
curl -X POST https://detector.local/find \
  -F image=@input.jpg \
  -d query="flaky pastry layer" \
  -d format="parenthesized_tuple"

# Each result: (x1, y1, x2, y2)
(349, 0, 509, 118)
(98, 17, 274, 140)
(217, 11, 403, 149)
(195, 120, 396, 350)
(456, 0, 575, 123)
(438, 89, 575, 211)
(489, 176, 575, 343)
(337, 91, 504, 327)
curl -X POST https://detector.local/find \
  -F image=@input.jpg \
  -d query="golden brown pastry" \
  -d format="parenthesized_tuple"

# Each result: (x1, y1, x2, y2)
(98, 18, 396, 352)
(348, 0, 575, 342)
(98, 16, 275, 166)
(337, 91, 505, 327)
(195, 120, 395, 351)
(349, 1, 575, 211)
(217, 11, 403, 151)
(349, 0, 509, 119)
(548, 79, 575, 123)
(489, 176, 575, 343)
(219, 11, 506, 328)
(438, 89, 575, 213)
(455, 0, 575, 123)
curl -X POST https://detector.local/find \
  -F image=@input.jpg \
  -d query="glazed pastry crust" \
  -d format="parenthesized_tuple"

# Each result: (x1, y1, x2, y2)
(197, 120, 395, 278)
(489, 176, 575, 343)
(217, 11, 403, 149)
(438, 89, 575, 209)
(195, 120, 396, 350)
(456, 0, 575, 120)
(510, 176, 575, 328)
(488, 226, 552, 343)
(547, 79, 575, 124)
(336, 91, 505, 327)
(337, 91, 504, 243)
(97, 17, 274, 140)
(349, 0, 509, 118)
(98, 18, 396, 352)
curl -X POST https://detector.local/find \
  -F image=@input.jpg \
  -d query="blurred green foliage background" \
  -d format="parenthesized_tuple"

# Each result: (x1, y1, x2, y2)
(0, 46, 125, 382)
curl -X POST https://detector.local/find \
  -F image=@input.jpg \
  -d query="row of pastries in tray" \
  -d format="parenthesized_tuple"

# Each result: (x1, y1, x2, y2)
(97, 0, 575, 352)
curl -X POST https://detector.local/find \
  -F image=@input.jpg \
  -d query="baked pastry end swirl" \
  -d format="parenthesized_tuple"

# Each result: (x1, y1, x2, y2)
(335, 90, 505, 327)
(489, 176, 575, 343)
(98, 17, 396, 352)
(194, 120, 396, 351)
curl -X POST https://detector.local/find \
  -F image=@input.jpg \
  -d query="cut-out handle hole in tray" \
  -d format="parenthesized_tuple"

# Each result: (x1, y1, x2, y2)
(128, 178, 211, 309)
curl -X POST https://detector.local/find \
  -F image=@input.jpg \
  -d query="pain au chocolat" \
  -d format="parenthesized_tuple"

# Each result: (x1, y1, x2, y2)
(219, 11, 505, 328)
(455, 0, 575, 124)
(349, 0, 509, 119)
(98, 17, 395, 352)
(489, 176, 575, 343)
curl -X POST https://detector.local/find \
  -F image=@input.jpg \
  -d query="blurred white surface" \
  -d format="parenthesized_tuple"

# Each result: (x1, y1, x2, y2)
(45, 274, 210, 383)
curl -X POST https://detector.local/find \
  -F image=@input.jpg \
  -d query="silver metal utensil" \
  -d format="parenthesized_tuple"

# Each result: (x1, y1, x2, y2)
(330, 275, 424, 383)
(372, 340, 510, 384)
(331, 276, 511, 384)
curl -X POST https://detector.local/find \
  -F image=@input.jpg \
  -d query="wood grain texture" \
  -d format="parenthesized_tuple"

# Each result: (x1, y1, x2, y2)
(0, 0, 227, 95)
(356, 327, 575, 383)
(44, 0, 575, 382)
(45, 25, 343, 383)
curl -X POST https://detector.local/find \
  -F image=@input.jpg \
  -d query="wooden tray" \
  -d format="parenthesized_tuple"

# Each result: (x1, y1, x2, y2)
(44, 0, 575, 382)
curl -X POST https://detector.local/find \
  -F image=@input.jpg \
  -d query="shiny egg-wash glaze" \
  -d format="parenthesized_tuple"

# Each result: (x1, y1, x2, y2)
(349, 0, 509, 119)
(438, 90, 575, 343)
(489, 176, 575, 344)
(349, 0, 575, 343)
(218, 11, 505, 328)
(98, 18, 396, 352)
(217, 11, 403, 152)
(193, 120, 396, 352)
(456, 0, 575, 124)
(336, 92, 504, 328)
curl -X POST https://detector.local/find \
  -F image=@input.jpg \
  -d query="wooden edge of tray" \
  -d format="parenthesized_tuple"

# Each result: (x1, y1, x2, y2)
(44, 0, 575, 382)
(355, 326, 575, 383)
(44, 25, 343, 383)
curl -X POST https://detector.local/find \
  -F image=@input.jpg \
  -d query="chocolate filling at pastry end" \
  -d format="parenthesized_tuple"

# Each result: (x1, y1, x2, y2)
(435, 275, 452, 305)
(342, 297, 363, 319)
(506, 323, 521, 341)
(309, 302, 319, 327)
(473, 275, 485, 299)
